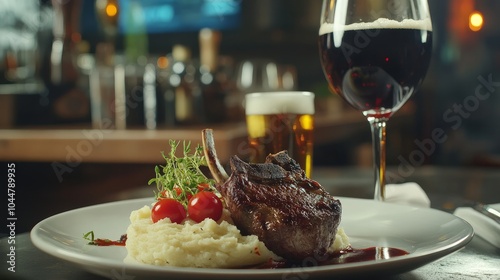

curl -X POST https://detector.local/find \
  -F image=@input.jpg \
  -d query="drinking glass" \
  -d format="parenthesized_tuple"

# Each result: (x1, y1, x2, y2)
(318, 0, 433, 200)
(245, 92, 315, 178)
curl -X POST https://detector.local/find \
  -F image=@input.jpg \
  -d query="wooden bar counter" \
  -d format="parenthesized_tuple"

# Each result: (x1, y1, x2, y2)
(0, 105, 415, 164)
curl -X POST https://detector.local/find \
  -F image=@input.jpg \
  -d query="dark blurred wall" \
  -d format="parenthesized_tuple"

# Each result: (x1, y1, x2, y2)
(421, 0, 500, 166)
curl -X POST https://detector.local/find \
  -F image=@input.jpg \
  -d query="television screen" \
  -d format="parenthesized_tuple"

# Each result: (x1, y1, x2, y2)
(118, 0, 241, 34)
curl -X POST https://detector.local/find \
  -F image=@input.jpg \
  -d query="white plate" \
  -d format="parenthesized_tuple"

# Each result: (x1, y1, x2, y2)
(30, 197, 473, 280)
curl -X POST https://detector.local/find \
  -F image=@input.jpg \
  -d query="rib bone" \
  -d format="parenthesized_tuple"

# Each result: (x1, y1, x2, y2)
(201, 129, 229, 183)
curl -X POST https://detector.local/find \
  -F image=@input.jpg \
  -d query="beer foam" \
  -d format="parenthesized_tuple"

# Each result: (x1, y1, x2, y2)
(245, 92, 315, 115)
(319, 18, 432, 35)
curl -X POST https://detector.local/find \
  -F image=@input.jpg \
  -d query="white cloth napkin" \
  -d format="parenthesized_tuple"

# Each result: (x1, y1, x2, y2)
(384, 182, 431, 208)
(454, 203, 500, 249)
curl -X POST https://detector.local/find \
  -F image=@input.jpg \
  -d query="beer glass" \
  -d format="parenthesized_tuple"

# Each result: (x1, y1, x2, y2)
(319, 0, 433, 200)
(245, 92, 315, 178)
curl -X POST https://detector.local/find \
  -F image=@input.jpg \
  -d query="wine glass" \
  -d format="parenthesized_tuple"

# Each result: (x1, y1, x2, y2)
(318, 0, 433, 201)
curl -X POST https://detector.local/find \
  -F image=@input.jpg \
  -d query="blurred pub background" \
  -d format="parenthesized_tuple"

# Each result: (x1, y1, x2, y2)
(1, 0, 499, 232)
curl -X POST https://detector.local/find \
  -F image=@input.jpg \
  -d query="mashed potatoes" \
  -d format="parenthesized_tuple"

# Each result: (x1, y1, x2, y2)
(330, 227, 350, 253)
(125, 205, 350, 268)
(125, 205, 276, 268)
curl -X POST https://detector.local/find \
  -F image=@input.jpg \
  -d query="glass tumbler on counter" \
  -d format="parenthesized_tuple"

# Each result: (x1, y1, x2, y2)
(245, 92, 315, 178)
(318, 0, 433, 200)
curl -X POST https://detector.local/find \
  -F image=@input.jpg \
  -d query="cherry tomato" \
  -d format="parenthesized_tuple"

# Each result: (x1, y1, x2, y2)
(158, 189, 169, 199)
(188, 191, 223, 223)
(172, 186, 193, 200)
(173, 186, 183, 196)
(151, 198, 187, 224)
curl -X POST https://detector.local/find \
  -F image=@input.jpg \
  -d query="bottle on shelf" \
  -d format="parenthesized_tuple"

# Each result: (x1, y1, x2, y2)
(161, 45, 201, 126)
(41, 0, 90, 123)
(198, 28, 228, 123)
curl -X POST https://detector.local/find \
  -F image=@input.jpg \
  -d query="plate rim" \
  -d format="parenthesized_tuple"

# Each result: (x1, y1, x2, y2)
(30, 197, 474, 279)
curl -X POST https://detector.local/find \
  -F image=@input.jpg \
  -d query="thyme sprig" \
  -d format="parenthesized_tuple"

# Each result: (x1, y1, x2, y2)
(148, 140, 214, 205)
(83, 231, 95, 242)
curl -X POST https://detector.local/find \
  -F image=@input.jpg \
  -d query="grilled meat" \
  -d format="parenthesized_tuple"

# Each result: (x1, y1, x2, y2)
(216, 151, 342, 261)
(201, 129, 342, 261)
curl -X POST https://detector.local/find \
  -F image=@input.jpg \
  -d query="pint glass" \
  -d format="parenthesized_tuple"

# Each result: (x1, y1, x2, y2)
(245, 92, 315, 177)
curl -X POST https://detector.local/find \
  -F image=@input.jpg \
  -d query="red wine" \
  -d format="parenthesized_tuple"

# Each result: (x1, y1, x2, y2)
(319, 20, 432, 119)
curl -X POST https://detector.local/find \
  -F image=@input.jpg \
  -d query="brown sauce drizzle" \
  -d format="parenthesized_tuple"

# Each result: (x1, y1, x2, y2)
(256, 246, 409, 269)
(329, 246, 409, 264)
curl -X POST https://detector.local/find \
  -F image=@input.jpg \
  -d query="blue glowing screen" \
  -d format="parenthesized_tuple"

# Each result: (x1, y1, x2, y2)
(118, 0, 241, 33)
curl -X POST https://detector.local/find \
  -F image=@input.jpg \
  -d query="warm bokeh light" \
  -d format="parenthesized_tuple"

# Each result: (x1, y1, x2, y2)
(105, 3, 118, 17)
(469, 11, 483, 32)
(157, 56, 169, 69)
(299, 114, 314, 131)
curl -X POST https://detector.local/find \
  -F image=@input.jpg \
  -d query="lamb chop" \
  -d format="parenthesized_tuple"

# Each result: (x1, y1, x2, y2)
(202, 129, 342, 261)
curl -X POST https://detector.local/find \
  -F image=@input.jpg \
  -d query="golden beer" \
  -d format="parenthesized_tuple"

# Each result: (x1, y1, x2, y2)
(245, 92, 315, 177)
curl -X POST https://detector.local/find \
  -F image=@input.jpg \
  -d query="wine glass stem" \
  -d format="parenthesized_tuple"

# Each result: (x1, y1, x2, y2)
(369, 119, 387, 201)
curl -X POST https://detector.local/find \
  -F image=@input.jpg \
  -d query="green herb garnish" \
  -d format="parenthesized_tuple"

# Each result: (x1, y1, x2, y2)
(83, 231, 95, 244)
(148, 140, 214, 205)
